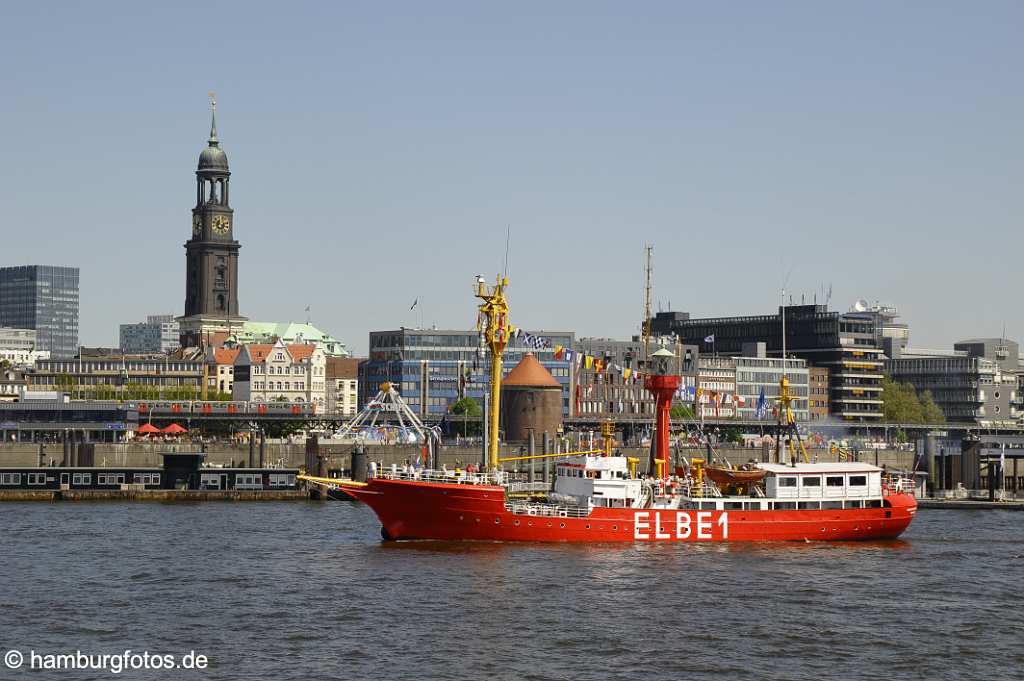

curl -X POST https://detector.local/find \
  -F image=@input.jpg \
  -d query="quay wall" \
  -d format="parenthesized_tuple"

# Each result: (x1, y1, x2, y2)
(0, 489, 308, 502)
(0, 442, 918, 475)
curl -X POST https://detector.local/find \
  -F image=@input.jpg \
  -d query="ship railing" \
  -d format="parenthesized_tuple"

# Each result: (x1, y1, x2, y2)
(505, 501, 591, 518)
(376, 468, 505, 486)
(883, 475, 917, 497)
(506, 481, 552, 494)
(671, 482, 723, 498)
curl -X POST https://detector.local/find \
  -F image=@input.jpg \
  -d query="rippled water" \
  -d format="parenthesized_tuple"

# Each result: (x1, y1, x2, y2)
(2, 501, 1022, 680)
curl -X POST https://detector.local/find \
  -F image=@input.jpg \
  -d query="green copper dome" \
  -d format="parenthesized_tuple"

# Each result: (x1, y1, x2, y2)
(198, 142, 229, 171)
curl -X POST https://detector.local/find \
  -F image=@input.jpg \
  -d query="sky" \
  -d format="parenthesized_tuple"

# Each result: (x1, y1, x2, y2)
(2, 1, 1021, 355)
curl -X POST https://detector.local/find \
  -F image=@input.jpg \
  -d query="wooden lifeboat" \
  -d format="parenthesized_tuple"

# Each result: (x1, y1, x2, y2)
(703, 466, 767, 487)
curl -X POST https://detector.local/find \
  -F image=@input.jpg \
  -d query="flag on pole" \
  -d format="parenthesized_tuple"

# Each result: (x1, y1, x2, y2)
(756, 387, 768, 419)
(704, 334, 715, 344)
(409, 298, 418, 310)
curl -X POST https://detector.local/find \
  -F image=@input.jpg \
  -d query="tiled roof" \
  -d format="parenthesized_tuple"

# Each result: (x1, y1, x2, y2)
(243, 344, 274, 364)
(503, 353, 560, 388)
(287, 344, 317, 362)
(212, 348, 240, 365)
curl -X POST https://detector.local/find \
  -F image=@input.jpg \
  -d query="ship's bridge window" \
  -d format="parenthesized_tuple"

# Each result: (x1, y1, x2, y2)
(802, 477, 821, 487)
(826, 476, 844, 487)
(848, 475, 867, 486)
(778, 477, 797, 488)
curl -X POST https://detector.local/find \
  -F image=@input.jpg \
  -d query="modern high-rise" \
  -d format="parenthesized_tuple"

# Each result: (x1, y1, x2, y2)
(0, 265, 80, 358)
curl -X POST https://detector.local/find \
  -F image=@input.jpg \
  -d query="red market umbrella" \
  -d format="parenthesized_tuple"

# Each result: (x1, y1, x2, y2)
(137, 423, 161, 434)
(162, 423, 188, 434)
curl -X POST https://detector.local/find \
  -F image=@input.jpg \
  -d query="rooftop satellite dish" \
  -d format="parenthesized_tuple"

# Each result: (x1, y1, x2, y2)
(852, 299, 868, 312)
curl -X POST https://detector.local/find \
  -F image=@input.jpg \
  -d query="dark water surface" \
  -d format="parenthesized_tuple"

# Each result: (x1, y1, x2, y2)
(2, 501, 1022, 680)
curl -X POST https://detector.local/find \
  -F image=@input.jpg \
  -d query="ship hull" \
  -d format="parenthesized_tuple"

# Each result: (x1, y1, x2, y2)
(339, 478, 917, 542)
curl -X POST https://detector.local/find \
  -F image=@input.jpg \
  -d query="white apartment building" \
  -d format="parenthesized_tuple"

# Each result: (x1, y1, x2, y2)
(232, 339, 327, 410)
(206, 347, 241, 396)
(326, 357, 360, 416)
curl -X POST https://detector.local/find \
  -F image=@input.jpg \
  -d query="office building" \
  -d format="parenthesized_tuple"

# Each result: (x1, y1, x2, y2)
(0, 328, 49, 367)
(28, 348, 204, 399)
(889, 347, 1016, 425)
(845, 302, 909, 358)
(119, 315, 180, 353)
(734, 343, 809, 422)
(650, 304, 884, 421)
(0, 265, 80, 358)
(952, 338, 1020, 373)
(360, 329, 573, 418)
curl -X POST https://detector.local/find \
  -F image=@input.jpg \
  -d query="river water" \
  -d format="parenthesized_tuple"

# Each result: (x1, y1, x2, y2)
(2, 501, 1021, 680)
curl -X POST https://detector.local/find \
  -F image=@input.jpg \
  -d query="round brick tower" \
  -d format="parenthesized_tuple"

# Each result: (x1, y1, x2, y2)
(501, 353, 563, 443)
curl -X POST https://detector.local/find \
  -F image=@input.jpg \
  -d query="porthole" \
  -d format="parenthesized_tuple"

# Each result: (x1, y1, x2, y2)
(560, 523, 566, 528)
(459, 515, 464, 521)
(612, 525, 618, 531)
(514, 520, 520, 526)
(494, 518, 500, 524)
(527, 521, 533, 527)
(546, 522, 552, 527)
(585, 524, 591, 530)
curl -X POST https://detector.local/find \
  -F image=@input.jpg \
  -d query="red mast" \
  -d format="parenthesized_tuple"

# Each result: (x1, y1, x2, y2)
(645, 347, 680, 480)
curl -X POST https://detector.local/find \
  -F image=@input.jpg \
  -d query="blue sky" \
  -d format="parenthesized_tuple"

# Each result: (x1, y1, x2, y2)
(2, 1, 1021, 354)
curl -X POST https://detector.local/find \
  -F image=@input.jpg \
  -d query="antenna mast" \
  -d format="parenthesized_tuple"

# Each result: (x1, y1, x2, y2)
(643, 245, 653, 363)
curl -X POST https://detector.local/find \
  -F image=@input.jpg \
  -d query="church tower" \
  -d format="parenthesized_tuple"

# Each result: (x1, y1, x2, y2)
(178, 95, 247, 347)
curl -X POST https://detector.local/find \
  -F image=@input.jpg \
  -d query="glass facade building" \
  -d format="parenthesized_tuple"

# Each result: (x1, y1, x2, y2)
(0, 266, 80, 359)
(360, 329, 574, 417)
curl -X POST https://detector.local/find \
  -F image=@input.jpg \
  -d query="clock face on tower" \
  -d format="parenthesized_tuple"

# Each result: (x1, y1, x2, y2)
(211, 215, 231, 235)
(192, 214, 202, 236)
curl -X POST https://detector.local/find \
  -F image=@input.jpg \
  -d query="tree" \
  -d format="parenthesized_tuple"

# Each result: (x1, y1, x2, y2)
(881, 377, 945, 424)
(919, 390, 945, 424)
(450, 397, 482, 437)
(451, 397, 481, 417)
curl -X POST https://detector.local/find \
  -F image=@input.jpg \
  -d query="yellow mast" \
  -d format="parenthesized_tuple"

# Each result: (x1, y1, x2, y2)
(475, 275, 510, 470)
(778, 374, 810, 464)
